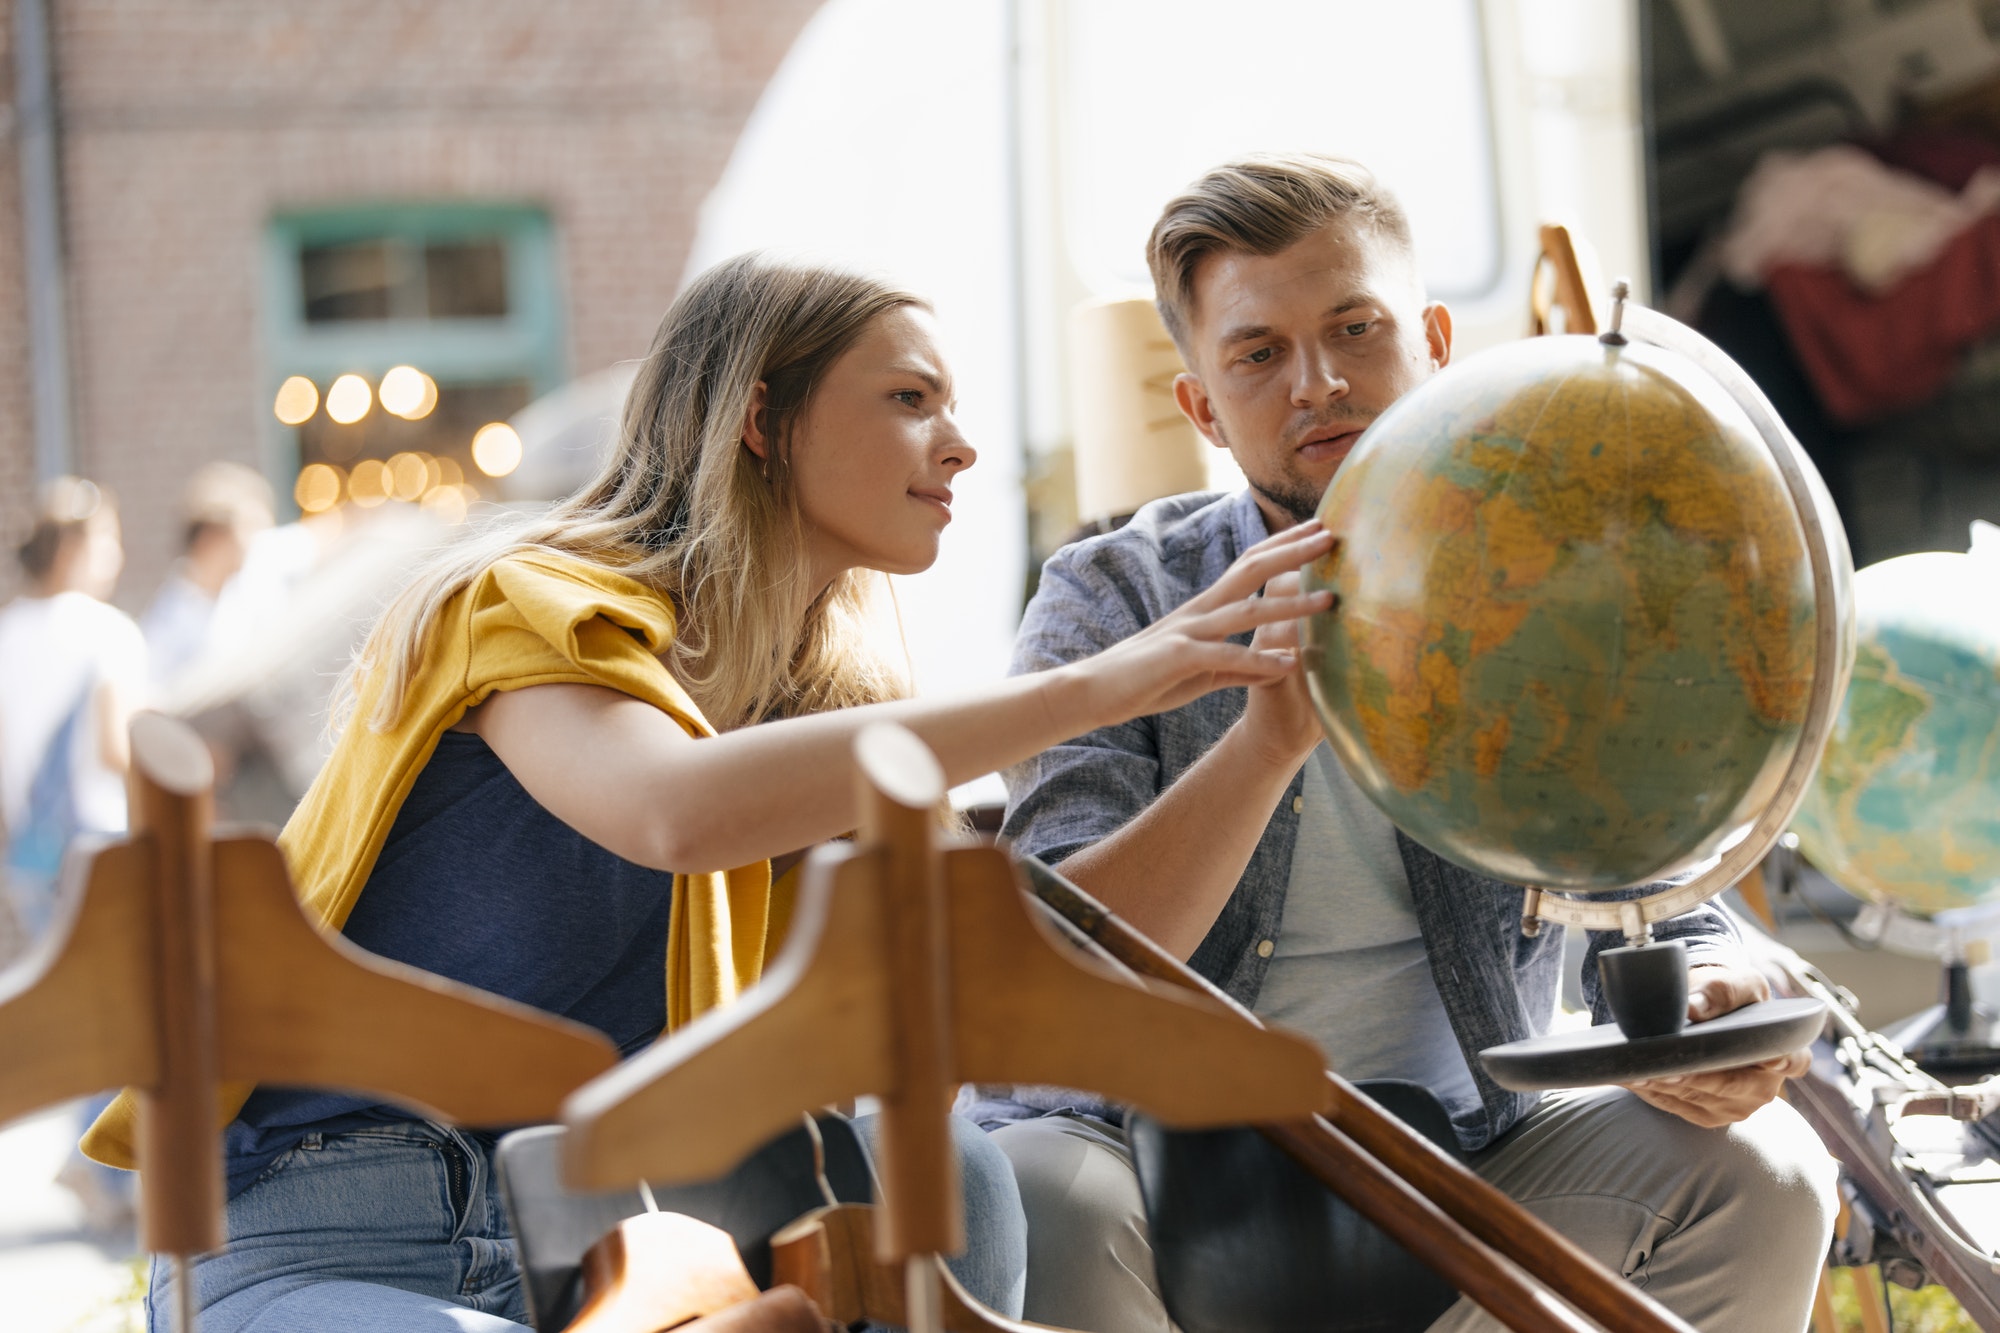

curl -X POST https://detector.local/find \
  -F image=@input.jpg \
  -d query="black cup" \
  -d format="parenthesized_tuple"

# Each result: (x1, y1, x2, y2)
(1597, 939, 1689, 1040)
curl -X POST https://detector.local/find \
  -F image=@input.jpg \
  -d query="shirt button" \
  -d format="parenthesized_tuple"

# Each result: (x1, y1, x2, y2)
(1256, 939, 1275, 958)
(1291, 795, 1304, 814)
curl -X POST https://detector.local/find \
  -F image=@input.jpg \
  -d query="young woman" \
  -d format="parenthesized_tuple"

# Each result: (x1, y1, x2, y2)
(90, 254, 1334, 1331)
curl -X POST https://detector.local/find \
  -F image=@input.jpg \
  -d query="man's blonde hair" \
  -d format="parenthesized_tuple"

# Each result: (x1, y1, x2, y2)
(1146, 152, 1416, 354)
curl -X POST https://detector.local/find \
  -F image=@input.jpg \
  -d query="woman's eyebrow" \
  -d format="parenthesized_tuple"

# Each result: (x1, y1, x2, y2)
(886, 362, 940, 387)
(886, 362, 951, 399)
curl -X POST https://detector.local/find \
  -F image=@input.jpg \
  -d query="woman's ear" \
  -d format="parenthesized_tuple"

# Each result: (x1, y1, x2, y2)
(740, 381, 771, 462)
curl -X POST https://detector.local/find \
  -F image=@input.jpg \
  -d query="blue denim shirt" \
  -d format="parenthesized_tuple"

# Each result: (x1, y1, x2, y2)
(986, 489, 1742, 1152)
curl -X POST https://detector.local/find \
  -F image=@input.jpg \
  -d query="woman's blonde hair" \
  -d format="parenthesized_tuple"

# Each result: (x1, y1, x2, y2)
(339, 253, 922, 735)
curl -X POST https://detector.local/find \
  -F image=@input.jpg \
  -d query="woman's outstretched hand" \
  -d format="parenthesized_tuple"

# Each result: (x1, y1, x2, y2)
(461, 520, 1336, 876)
(1049, 520, 1336, 736)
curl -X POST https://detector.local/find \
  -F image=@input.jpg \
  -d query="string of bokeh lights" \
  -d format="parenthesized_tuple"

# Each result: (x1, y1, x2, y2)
(274, 367, 523, 523)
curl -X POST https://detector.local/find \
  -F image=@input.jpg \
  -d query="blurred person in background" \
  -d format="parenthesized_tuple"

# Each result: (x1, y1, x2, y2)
(0, 477, 147, 949)
(0, 477, 145, 1235)
(142, 461, 276, 688)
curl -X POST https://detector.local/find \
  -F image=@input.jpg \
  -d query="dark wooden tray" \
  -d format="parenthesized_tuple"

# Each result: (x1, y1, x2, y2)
(1479, 997, 1830, 1092)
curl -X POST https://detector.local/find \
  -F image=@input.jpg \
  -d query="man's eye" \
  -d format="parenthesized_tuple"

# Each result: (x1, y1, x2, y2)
(1344, 322, 1371, 337)
(1245, 347, 1275, 365)
(893, 390, 923, 405)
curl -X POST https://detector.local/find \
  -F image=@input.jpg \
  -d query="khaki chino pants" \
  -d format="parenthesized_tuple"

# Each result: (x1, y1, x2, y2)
(989, 1086, 1836, 1333)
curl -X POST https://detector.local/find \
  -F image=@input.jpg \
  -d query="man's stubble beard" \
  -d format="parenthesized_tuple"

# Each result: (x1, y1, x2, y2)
(1249, 472, 1325, 527)
(1210, 416, 1340, 527)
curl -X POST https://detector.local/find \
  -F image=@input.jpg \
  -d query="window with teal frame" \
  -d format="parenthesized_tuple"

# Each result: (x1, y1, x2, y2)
(262, 203, 565, 518)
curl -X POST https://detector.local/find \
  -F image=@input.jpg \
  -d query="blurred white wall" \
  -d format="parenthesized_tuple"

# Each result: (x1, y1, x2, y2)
(687, 0, 1025, 729)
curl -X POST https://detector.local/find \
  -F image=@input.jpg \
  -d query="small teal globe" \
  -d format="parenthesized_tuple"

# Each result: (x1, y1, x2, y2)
(1791, 551, 2000, 917)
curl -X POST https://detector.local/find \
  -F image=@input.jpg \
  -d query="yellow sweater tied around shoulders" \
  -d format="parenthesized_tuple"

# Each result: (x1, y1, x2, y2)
(84, 551, 791, 1169)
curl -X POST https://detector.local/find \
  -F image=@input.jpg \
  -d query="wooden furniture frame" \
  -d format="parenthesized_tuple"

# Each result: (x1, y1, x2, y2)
(771, 1202, 1053, 1333)
(0, 714, 619, 1332)
(561, 724, 1332, 1333)
(1530, 222, 1599, 336)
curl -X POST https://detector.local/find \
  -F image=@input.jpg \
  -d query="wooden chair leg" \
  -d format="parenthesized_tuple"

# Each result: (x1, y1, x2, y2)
(1810, 1266, 1839, 1333)
(1854, 1267, 1892, 1333)
(1736, 862, 1779, 933)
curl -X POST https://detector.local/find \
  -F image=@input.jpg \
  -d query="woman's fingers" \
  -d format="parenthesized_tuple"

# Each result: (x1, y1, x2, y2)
(1238, 517, 1328, 558)
(1188, 588, 1335, 640)
(1229, 647, 1301, 679)
(1145, 640, 1299, 695)
(1093, 525, 1343, 721)
(1147, 652, 1300, 708)
(1189, 524, 1337, 610)
(1221, 527, 1336, 596)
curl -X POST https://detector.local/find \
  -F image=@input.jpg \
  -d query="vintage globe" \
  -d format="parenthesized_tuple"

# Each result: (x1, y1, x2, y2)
(1791, 551, 2000, 918)
(1300, 334, 1821, 892)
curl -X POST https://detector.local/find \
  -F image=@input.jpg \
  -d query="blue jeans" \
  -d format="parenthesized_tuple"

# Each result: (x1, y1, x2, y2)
(149, 1116, 1026, 1331)
(5, 864, 57, 941)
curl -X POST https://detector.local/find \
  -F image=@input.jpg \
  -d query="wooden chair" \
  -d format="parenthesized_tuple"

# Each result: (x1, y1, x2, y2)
(559, 724, 1334, 1333)
(0, 714, 620, 1332)
(1530, 222, 1601, 336)
(770, 1202, 1053, 1333)
(508, 1115, 1049, 1333)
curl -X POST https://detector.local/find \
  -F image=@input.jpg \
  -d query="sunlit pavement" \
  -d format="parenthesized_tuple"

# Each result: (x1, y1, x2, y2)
(0, 1106, 143, 1332)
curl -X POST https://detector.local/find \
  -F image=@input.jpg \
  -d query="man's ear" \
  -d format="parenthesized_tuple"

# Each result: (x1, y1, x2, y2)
(740, 381, 771, 461)
(1423, 302, 1454, 371)
(1173, 372, 1230, 451)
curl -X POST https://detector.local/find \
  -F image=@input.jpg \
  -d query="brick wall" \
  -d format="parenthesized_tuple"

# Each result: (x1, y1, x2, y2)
(0, 0, 822, 605)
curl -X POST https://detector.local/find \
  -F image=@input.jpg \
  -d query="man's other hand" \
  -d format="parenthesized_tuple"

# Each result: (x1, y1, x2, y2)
(1622, 962, 1811, 1129)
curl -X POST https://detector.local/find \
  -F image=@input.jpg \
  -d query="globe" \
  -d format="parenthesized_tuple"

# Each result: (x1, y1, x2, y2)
(1791, 551, 2000, 917)
(1300, 334, 1821, 892)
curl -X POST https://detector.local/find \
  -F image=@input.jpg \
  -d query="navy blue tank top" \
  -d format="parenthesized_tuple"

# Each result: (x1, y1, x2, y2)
(223, 730, 676, 1196)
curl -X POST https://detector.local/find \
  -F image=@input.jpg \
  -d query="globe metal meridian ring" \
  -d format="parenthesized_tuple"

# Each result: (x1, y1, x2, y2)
(1518, 295, 1856, 945)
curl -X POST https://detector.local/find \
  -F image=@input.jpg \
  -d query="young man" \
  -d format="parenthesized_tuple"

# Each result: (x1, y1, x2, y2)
(982, 154, 1835, 1333)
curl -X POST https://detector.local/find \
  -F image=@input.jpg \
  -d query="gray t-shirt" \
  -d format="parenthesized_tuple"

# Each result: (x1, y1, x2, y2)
(1255, 743, 1480, 1108)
